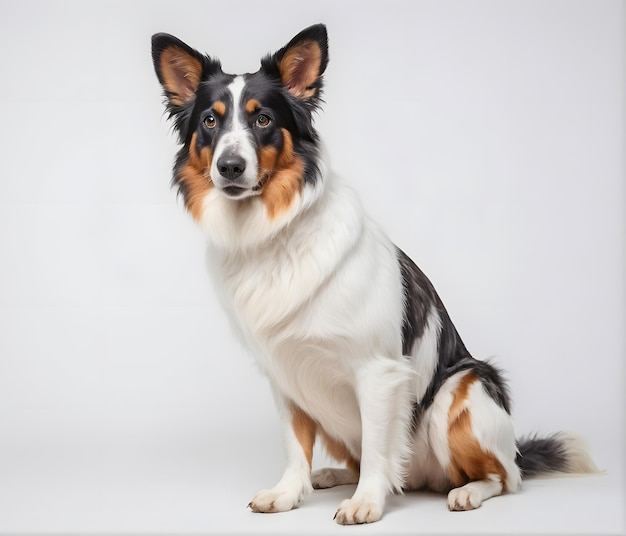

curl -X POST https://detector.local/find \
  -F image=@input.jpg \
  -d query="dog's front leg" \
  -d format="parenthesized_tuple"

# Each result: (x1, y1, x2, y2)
(248, 401, 316, 513)
(334, 358, 414, 525)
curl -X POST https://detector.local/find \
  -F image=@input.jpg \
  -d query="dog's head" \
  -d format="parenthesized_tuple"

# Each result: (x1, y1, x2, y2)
(152, 24, 328, 226)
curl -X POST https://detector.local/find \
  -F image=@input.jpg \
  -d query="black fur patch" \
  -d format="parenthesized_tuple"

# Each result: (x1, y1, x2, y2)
(516, 434, 569, 477)
(397, 248, 438, 355)
(399, 246, 512, 429)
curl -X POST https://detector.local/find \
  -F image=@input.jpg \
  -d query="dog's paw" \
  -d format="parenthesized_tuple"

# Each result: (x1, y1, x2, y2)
(334, 497, 383, 524)
(248, 487, 304, 513)
(312, 468, 359, 489)
(447, 487, 482, 511)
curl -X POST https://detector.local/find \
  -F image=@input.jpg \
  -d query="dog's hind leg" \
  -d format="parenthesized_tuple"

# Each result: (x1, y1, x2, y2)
(312, 430, 360, 489)
(443, 370, 522, 511)
(333, 358, 415, 525)
(312, 467, 359, 489)
(248, 401, 316, 513)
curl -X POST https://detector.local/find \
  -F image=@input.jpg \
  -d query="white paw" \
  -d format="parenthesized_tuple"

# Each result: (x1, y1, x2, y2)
(447, 487, 482, 511)
(248, 487, 304, 513)
(334, 497, 383, 524)
(312, 468, 358, 489)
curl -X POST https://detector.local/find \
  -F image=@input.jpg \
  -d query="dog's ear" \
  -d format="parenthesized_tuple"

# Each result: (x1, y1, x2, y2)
(261, 24, 329, 102)
(151, 33, 221, 109)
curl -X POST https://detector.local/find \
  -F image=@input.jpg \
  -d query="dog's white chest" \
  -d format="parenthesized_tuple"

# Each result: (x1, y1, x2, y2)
(208, 181, 405, 447)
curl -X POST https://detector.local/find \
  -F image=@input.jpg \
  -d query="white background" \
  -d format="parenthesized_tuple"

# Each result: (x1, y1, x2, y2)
(0, 0, 623, 534)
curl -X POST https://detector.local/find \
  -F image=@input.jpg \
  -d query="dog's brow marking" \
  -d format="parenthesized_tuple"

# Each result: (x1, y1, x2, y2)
(213, 101, 226, 116)
(246, 99, 261, 114)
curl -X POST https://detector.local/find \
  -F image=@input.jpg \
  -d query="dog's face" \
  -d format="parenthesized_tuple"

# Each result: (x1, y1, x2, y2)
(152, 25, 328, 222)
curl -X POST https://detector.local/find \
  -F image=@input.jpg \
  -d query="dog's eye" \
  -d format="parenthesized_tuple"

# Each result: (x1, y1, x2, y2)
(256, 114, 271, 128)
(204, 115, 217, 129)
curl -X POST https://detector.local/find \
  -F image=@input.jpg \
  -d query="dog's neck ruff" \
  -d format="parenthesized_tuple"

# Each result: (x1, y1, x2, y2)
(197, 148, 328, 253)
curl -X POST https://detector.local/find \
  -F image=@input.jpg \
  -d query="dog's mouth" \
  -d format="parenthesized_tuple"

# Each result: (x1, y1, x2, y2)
(221, 185, 248, 198)
(219, 173, 270, 199)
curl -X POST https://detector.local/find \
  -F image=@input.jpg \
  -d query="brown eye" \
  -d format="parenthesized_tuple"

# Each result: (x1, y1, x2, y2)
(204, 115, 216, 129)
(256, 114, 271, 128)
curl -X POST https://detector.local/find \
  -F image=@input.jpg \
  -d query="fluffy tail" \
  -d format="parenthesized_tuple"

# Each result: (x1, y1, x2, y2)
(515, 432, 599, 479)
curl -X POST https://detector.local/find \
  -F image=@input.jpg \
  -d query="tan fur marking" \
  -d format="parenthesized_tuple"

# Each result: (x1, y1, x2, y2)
(279, 41, 322, 99)
(259, 129, 304, 219)
(213, 101, 226, 116)
(447, 373, 508, 490)
(319, 429, 360, 475)
(448, 372, 478, 422)
(290, 405, 317, 469)
(159, 47, 203, 106)
(260, 163, 304, 219)
(177, 132, 213, 220)
(258, 146, 279, 174)
(245, 99, 261, 114)
(277, 129, 296, 167)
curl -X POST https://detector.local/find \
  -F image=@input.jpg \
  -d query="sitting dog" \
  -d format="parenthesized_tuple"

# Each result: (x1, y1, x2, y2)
(151, 24, 596, 524)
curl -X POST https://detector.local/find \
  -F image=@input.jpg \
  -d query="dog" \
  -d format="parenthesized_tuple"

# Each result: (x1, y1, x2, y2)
(151, 24, 597, 524)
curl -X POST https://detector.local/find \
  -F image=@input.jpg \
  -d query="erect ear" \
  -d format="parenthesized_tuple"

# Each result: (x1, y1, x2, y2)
(151, 33, 220, 108)
(262, 24, 329, 101)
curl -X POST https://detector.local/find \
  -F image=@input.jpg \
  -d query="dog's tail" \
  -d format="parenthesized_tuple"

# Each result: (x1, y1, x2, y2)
(515, 432, 599, 479)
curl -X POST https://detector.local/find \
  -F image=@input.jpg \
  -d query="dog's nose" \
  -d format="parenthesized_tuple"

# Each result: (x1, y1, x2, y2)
(217, 154, 246, 181)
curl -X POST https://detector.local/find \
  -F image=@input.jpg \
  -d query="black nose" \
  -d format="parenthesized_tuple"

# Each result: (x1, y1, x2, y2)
(217, 154, 246, 180)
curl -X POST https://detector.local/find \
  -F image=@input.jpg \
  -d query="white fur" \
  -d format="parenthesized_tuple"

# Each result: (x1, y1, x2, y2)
(407, 308, 441, 403)
(447, 476, 503, 511)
